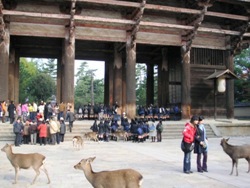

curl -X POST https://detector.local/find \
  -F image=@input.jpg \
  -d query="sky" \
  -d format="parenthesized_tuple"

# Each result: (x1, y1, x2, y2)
(75, 60, 105, 80)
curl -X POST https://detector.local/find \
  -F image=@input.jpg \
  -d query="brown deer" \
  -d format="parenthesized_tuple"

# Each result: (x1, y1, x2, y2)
(73, 136, 84, 150)
(1, 143, 51, 184)
(74, 157, 143, 188)
(220, 138, 250, 176)
(84, 132, 99, 142)
(112, 130, 128, 141)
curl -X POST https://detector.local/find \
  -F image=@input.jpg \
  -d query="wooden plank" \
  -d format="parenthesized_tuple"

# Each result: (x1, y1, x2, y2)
(76, 0, 249, 21)
(4, 10, 247, 37)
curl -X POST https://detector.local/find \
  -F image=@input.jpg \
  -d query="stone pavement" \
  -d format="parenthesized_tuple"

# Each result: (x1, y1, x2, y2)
(1, 136, 250, 188)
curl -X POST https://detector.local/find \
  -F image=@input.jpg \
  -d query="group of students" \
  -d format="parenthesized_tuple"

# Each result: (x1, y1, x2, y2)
(13, 116, 67, 147)
(90, 117, 164, 143)
(182, 115, 208, 174)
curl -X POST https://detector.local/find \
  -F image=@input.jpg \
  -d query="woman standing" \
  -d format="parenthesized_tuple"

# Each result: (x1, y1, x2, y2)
(149, 119, 157, 142)
(182, 115, 198, 174)
(194, 116, 208, 173)
(37, 119, 47, 146)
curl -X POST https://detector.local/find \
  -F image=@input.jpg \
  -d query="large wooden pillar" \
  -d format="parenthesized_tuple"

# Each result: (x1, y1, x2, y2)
(226, 51, 234, 119)
(158, 48, 169, 107)
(126, 35, 136, 119)
(57, 57, 62, 103)
(113, 43, 123, 115)
(61, 0, 75, 108)
(0, 25, 9, 101)
(108, 59, 114, 107)
(122, 58, 126, 114)
(104, 60, 110, 106)
(146, 63, 154, 106)
(9, 47, 20, 104)
(181, 46, 191, 119)
(161, 48, 169, 107)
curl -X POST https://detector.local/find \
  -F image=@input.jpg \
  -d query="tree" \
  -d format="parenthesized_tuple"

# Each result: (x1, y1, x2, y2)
(136, 64, 147, 105)
(19, 58, 39, 103)
(29, 73, 56, 102)
(74, 62, 104, 109)
(234, 48, 250, 103)
(19, 58, 56, 103)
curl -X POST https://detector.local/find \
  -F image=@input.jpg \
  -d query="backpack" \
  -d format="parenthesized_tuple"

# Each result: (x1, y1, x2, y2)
(157, 123, 163, 132)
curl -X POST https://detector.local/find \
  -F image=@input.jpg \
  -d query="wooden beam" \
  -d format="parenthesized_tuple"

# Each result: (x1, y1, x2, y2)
(76, 0, 249, 21)
(3, 9, 250, 37)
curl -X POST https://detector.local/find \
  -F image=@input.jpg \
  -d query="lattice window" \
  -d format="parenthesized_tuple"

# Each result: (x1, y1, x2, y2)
(191, 48, 226, 66)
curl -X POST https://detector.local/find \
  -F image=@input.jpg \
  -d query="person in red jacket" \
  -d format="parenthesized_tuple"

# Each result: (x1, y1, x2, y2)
(182, 115, 198, 174)
(37, 119, 47, 145)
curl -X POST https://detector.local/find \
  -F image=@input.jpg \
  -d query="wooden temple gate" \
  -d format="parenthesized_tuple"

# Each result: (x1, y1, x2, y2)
(0, 0, 249, 119)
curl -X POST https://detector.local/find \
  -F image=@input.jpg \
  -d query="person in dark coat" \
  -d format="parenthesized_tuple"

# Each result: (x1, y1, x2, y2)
(66, 108, 75, 132)
(13, 117, 24, 146)
(90, 119, 98, 132)
(194, 116, 208, 173)
(59, 117, 66, 142)
(103, 119, 111, 142)
(98, 120, 104, 141)
(8, 100, 16, 124)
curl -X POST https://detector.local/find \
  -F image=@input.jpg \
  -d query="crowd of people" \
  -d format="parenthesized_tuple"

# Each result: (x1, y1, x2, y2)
(76, 103, 181, 121)
(89, 113, 164, 143)
(0, 100, 75, 146)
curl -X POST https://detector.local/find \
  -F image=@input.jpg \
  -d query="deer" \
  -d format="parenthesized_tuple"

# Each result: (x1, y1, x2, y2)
(73, 135, 84, 150)
(1, 143, 51, 184)
(74, 156, 143, 188)
(112, 130, 128, 141)
(220, 138, 250, 176)
(84, 132, 99, 142)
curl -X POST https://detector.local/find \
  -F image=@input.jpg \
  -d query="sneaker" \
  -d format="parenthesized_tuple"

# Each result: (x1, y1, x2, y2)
(184, 171, 190, 174)
(202, 169, 208, 172)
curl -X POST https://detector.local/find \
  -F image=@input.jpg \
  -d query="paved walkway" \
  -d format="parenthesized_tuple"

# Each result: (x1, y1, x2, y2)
(1, 135, 250, 188)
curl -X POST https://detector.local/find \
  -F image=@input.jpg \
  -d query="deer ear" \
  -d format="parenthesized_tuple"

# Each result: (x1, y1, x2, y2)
(226, 138, 230, 142)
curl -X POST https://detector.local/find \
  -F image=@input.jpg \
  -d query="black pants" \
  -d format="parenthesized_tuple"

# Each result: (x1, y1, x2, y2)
(157, 131, 162, 142)
(40, 137, 47, 145)
(15, 133, 22, 146)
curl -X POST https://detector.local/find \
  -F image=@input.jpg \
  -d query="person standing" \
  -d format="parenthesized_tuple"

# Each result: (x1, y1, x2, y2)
(29, 121, 37, 145)
(37, 119, 47, 145)
(194, 116, 208, 173)
(66, 107, 75, 132)
(1, 100, 7, 123)
(182, 115, 198, 174)
(8, 100, 16, 124)
(149, 119, 157, 142)
(13, 117, 24, 146)
(156, 120, 163, 142)
(59, 117, 66, 142)
(49, 117, 59, 145)
(23, 120, 30, 144)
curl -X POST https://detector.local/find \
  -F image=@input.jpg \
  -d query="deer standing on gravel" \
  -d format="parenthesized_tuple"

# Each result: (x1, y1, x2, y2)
(220, 138, 250, 176)
(74, 156, 143, 188)
(1, 143, 51, 184)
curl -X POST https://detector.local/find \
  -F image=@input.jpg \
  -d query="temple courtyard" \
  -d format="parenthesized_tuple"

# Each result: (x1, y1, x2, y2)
(0, 135, 250, 188)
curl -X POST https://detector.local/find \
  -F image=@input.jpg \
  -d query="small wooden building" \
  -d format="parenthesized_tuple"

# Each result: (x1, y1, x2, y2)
(0, 0, 249, 119)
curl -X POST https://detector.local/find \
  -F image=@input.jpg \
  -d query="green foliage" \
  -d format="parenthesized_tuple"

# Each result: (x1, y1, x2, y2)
(19, 58, 56, 103)
(136, 64, 147, 105)
(74, 62, 104, 108)
(234, 48, 250, 103)
(29, 73, 56, 102)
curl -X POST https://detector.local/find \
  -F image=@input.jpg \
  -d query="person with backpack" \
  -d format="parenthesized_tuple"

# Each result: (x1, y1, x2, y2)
(156, 120, 163, 142)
